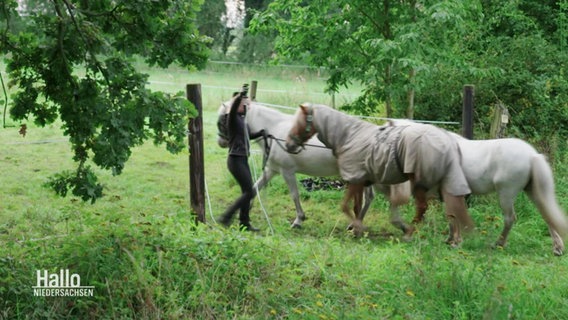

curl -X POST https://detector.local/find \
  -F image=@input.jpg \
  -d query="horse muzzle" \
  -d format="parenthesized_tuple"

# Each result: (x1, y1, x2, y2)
(217, 136, 229, 148)
(285, 134, 304, 154)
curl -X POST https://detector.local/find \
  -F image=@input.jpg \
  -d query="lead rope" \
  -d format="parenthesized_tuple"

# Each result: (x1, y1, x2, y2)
(245, 112, 275, 235)
(250, 151, 275, 235)
(204, 177, 216, 223)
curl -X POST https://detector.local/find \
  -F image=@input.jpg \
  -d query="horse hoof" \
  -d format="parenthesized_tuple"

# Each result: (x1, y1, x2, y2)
(492, 240, 506, 250)
(445, 237, 461, 248)
(346, 223, 354, 231)
(448, 241, 460, 248)
(553, 248, 563, 256)
(291, 223, 302, 229)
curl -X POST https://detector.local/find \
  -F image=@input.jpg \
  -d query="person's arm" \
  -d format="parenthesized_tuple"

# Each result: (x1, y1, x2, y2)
(228, 84, 249, 130)
(228, 95, 242, 130)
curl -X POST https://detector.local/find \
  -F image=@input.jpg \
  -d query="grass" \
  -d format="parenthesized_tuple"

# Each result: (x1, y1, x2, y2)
(1, 62, 568, 319)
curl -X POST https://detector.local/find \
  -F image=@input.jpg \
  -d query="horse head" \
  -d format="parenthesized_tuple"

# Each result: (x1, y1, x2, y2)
(216, 102, 230, 148)
(286, 103, 317, 153)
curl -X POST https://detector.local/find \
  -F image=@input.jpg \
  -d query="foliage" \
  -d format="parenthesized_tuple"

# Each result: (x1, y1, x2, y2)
(0, 0, 210, 202)
(251, 0, 486, 117)
(251, 0, 568, 143)
(236, 0, 276, 63)
(196, 0, 230, 58)
(45, 166, 103, 204)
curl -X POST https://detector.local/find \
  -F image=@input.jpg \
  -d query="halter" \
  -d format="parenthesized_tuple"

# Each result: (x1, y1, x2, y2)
(289, 104, 314, 148)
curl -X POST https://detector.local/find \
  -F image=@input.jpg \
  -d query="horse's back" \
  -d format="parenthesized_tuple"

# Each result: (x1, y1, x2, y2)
(458, 138, 537, 194)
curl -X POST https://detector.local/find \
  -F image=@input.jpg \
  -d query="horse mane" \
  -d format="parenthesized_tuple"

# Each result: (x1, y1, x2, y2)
(309, 104, 376, 150)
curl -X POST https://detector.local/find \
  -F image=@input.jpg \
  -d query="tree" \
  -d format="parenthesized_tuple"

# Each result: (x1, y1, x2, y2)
(251, 0, 484, 117)
(237, 0, 276, 63)
(197, 0, 234, 59)
(1, 0, 210, 202)
(252, 0, 568, 148)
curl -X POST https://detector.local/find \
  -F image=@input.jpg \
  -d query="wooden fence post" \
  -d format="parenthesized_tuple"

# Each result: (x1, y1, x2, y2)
(187, 84, 205, 224)
(462, 85, 474, 139)
(490, 102, 510, 138)
(250, 80, 258, 101)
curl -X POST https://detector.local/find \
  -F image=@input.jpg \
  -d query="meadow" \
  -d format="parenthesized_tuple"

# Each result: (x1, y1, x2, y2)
(1, 62, 568, 319)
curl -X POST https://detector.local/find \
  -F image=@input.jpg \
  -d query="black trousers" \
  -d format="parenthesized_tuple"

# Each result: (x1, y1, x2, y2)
(222, 155, 255, 224)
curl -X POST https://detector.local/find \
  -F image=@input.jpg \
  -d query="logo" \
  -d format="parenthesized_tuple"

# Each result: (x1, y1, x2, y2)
(33, 269, 94, 297)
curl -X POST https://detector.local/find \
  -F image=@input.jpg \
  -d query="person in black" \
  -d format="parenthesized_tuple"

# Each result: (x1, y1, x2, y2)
(218, 84, 264, 231)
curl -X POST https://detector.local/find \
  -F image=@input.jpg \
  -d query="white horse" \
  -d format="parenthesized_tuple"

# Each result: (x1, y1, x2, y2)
(389, 119, 568, 256)
(217, 101, 413, 234)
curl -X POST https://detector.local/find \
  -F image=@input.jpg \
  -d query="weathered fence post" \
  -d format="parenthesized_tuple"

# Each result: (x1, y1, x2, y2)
(490, 102, 510, 138)
(462, 85, 474, 139)
(331, 92, 336, 109)
(250, 80, 258, 101)
(187, 84, 205, 224)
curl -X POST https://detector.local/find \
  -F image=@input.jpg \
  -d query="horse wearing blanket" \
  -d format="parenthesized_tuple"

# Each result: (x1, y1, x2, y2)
(286, 103, 475, 246)
(387, 119, 568, 256)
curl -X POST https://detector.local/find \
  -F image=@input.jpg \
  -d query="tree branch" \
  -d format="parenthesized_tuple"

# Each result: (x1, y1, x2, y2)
(352, 1, 385, 37)
(1, 1, 10, 128)
(58, 0, 111, 87)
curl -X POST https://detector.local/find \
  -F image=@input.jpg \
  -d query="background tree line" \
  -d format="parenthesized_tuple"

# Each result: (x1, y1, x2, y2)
(202, 0, 568, 148)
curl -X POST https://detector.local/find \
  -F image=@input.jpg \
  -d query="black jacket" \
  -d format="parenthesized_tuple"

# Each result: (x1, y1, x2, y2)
(227, 97, 263, 156)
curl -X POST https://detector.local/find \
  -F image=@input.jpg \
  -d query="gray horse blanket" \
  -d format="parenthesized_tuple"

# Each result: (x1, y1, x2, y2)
(309, 104, 470, 196)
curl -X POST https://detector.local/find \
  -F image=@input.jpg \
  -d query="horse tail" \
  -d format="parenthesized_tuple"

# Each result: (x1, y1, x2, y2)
(529, 154, 568, 239)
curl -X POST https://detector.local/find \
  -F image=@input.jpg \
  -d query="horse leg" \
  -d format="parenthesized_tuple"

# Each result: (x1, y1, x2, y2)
(252, 168, 276, 197)
(548, 228, 565, 257)
(405, 175, 428, 224)
(411, 186, 429, 224)
(353, 185, 363, 219)
(386, 182, 415, 240)
(347, 184, 370, 230)
(441, 189, 473, 247)
(389, 204, 415, 242)
(494, 190, 518, 249)
(280, 170, 306, 228)
(342, 183, 365, 236)
(358, 186, 375, 222)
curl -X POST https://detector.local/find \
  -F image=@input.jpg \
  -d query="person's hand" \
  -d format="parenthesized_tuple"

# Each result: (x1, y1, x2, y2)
(240, 83, 249, 98)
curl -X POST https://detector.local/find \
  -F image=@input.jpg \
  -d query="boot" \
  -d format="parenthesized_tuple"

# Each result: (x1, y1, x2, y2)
(239, 222, 260, 232)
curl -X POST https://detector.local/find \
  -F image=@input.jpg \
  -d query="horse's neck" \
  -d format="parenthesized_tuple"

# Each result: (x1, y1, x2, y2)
(314, 105, 371, 148)
(247, 104, 291, 134)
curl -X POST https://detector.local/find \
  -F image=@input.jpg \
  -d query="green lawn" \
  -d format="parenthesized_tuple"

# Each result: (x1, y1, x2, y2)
(1, 63, 568, 319)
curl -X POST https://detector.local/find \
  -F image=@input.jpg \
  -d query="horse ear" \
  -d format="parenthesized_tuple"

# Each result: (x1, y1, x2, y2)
(299, 103, 311, 114)
(387, 120, 394, 126)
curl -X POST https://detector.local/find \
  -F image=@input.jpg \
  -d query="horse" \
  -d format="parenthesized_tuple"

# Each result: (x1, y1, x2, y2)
(286, 103, 476, 246)
(386, 119, 568, 255)
(217, 100, 414, 234)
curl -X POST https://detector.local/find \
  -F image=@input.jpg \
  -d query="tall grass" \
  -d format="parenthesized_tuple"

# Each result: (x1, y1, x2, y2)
(1, 63, 567, 319)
